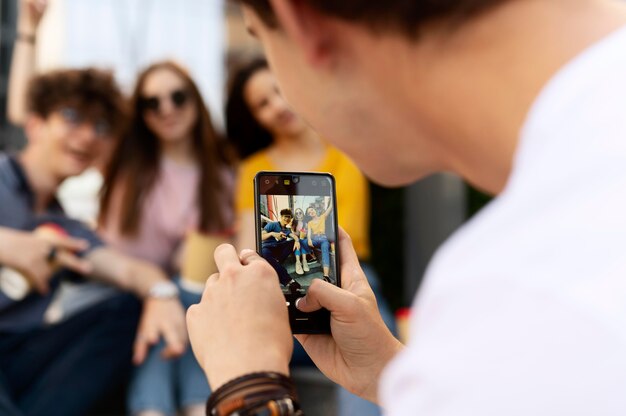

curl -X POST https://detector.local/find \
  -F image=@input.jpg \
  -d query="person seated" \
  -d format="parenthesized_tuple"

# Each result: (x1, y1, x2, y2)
(292, 208, 311, 275)
(261, 209, 302, 294)
(305, 204, 334, 283)
(0, 67, 187, 416)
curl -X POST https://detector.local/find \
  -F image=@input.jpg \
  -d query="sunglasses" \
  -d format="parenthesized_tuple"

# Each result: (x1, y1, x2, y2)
(140, 89, 189, 114)
(59, 107, 111, 138)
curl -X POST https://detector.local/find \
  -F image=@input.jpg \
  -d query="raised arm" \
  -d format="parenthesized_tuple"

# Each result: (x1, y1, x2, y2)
(7, 0, 48, 125)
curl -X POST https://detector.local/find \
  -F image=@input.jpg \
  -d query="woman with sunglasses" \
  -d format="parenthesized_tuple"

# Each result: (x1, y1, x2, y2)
(226, 58, 395, 416)
(292, 207, 312, 275)
(99, 60, 234, 416)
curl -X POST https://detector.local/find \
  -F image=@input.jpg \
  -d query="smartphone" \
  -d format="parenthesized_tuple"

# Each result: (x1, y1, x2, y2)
(254, 171, 340, 334)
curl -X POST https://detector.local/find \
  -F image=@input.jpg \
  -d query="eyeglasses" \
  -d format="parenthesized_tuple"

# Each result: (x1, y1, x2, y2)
(140, 89, 189, 114)
(59, 107, 111, 138)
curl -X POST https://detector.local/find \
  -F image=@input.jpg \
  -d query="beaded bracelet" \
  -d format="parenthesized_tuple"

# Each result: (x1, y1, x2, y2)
(206, 372, 303, 416)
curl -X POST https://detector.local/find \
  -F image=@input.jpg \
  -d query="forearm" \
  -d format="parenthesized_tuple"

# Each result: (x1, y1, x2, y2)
(7, 15, 37, 125)
(87, 248, 170, 298)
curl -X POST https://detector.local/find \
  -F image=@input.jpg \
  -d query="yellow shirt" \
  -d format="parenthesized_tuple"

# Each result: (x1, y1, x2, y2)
(236, 145, 371, 260)
(307, 210, 330, 236)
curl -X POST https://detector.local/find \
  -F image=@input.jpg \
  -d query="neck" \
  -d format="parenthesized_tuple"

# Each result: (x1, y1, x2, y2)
(272, 126, 321, 152)
(19, 148, 63, 213)
(358, 0, 626, 194)
(161, 136, 196, 165)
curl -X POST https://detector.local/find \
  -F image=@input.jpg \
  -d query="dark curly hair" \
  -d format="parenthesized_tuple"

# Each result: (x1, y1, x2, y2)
(26, 68, 128, 136)
(225, 57, 273, 159)
(233, 0, 508, 36)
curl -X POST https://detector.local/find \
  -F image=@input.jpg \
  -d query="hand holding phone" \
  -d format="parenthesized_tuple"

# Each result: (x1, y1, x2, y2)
(254, 172, 341, 333)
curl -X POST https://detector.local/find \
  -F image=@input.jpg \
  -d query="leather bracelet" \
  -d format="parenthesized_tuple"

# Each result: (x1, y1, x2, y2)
(206, 372, 303, 416)
(16, 33, 36, 44)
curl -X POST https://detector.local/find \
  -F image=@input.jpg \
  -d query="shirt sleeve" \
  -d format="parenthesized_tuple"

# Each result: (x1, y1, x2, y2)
(380, 277, 626, 415)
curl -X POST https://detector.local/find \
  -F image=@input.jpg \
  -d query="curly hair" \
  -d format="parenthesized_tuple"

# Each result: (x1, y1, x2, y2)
(26, 68, 128, 135)
(233, 0, 508, 36)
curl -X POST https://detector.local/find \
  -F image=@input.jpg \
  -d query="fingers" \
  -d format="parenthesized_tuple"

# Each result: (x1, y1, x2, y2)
(239, 249, 265, 266)
(20, 265, 50, 295)
(337, 227, 359, 269)
(160, 324, 187, 360)
(133, 326, 159, 365)
(295, 278, 353, 314)
(54, 250, 93, 275)
(213, 244, 241, 272)
(336, 227, 366, 287)
(48, 235, 90, 253)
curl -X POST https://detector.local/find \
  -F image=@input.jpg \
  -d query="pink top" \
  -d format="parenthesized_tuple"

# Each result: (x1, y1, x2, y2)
(100, 157, 233, 274)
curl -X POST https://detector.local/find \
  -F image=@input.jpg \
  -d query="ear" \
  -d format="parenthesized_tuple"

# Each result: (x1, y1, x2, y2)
(23, 114, 45, 144)
(268, 0, 337, 68)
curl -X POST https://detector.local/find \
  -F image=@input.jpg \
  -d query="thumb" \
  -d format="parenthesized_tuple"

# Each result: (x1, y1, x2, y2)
(239, 249, 265, 265)
(295, 279, 351, 314)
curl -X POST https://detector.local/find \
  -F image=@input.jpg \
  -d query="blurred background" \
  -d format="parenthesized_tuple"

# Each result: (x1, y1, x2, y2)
(1, 0, 489, 314)
(0, 1, 490, 414)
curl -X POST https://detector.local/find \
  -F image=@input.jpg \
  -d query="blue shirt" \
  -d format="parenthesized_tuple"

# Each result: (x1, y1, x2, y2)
(0, 153, 103, 331)
(262, 221, 295, 247)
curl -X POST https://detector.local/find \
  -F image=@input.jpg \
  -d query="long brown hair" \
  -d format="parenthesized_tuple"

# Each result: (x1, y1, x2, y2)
(99, 61, 233, 235)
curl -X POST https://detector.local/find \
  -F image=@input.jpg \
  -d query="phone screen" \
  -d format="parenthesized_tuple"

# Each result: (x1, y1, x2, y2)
(254, 171, 339, 333)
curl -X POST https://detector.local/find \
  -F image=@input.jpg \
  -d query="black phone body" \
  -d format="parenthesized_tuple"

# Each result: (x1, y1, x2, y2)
(254, 171, 340, 334)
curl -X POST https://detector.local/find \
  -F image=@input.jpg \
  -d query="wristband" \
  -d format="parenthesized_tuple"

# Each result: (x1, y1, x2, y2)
(206, 371, 303, 416)
(16, 33, 36, 44)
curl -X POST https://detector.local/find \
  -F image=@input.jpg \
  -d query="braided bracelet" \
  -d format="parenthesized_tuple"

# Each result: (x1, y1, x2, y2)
(206, 372, 303, 416)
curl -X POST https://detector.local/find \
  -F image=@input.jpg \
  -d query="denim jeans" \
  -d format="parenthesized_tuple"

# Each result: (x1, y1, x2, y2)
(294, 238, 311, 256)
(127, 280, 210, 416)
(261, 239, 295, 286)
(310, 235, 330, 268)
(0, 293, 140, 416)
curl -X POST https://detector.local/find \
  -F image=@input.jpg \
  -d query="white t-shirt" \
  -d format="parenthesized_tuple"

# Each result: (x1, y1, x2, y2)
(381, 25, 626, 415)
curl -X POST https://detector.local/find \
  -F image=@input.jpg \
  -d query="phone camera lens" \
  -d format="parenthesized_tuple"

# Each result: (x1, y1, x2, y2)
(264, 179, 270, 185)
(293, 177, 300, 184)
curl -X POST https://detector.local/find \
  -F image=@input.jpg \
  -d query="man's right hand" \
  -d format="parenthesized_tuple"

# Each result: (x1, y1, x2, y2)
(273, 232, 286, 241)
(0, 228, 91, 295)
(294, 228, 404, 403)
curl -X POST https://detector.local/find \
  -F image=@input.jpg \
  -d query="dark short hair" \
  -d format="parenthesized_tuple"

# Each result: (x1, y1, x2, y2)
(27, 68, 128, 135)
(280, 208, 293, 217)
(234, 0, 508, 36)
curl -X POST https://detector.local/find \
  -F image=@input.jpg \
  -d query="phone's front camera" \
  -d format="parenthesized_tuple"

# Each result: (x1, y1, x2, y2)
(293, 177, 300, 184)
(264, 179, 270, 185)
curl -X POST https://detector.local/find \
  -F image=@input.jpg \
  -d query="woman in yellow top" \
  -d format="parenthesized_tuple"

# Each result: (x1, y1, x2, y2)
(226, 58, 394, 416)
(226, 58, 370, 260)
(306, 203, 333, 281)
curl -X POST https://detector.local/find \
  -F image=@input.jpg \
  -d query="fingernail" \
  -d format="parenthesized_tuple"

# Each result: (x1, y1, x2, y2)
(295, 297, 304, 310)
(240, 249, 255, 256)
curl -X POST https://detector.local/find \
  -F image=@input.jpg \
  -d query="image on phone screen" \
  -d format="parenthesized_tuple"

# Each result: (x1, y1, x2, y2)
(255, 172, 339, 333)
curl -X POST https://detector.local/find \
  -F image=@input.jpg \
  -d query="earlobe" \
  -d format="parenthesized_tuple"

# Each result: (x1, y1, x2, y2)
(24, 115, 43, 143)
(269, 0, 336, 67)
